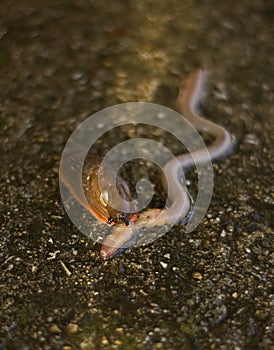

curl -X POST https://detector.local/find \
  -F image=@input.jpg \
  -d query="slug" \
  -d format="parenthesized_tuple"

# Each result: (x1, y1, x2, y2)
(82, 152, 137, 226)
(60, 151, 138, 227)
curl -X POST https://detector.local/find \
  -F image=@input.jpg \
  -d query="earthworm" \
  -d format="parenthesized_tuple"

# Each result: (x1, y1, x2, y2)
(100, 68, 232, 259)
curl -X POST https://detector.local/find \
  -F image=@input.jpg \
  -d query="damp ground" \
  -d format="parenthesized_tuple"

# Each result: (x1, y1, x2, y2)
(0, 1, 273, 349)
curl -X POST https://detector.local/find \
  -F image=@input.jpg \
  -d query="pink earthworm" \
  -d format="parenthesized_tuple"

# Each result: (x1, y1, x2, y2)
(100, 68, 232, 259)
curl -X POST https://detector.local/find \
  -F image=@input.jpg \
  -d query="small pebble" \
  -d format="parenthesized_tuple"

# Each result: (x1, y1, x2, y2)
(193, 272, 203, 280)
(101, 337, 109, 346)
(66, 323, 78, 334)
(160, 261, 168, 269)
(49, 324, 61, 334)
(220, 229, 226, 237)
(114, 339, 122, 345)
(31, 265, 38, 273)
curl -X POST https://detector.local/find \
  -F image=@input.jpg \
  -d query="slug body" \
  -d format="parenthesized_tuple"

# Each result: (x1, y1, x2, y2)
(60, 152, 137, 227)
(82, 153, 137, 226)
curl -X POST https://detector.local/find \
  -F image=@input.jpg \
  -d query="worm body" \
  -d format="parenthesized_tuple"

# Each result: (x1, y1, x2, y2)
(60, 68, 233, 259)
(101, 68, 233, 258)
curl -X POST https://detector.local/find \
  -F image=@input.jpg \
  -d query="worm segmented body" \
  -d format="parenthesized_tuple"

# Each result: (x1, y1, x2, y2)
(100, 69, 232, 258)
(60, 68, 233, 259)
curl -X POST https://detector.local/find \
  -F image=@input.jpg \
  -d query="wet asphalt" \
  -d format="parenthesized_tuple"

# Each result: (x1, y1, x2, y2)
(0, 0, 273, 349)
